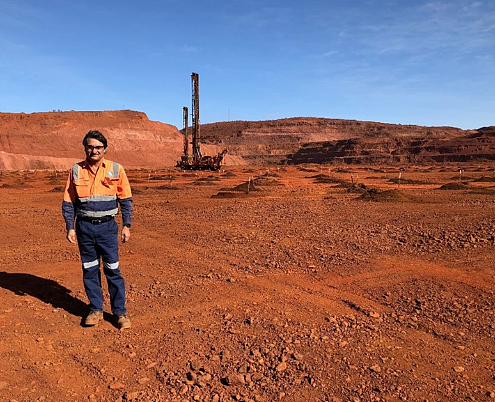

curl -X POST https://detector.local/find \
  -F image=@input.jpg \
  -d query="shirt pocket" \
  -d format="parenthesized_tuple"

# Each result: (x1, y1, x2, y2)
(102, 177, 119, 188)
(74, 179, 90, 197)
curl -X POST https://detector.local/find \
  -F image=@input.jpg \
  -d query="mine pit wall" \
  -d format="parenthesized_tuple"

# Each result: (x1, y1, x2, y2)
(288, 154, 495, 166)
(198, 131, 303, 165)
(0, 111, 184, 170)
(198, 118, 481, 166)
(1, 112, 493, 169)
(220, 142, 300, 165)
(199, 118, 470, 144)
(0, 151, 78, 171)
(287, 132, 495, 165)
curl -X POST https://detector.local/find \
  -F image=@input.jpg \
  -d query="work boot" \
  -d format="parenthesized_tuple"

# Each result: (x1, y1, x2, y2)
(84, 310, 103, 326)
(117, 314, 131, 329)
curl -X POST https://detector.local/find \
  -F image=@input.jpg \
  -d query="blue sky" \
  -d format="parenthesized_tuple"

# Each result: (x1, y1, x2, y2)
(0, 0, 494, 130)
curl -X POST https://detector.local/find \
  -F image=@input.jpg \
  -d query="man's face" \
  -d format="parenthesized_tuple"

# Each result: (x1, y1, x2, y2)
(85, 138, 106, 164)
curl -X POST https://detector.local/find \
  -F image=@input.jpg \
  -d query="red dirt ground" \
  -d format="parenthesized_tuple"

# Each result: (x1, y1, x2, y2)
(1, 164, 495, 402)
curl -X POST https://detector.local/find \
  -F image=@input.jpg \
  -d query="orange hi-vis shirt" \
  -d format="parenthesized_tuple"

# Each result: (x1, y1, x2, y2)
(62, 158, 133, 230)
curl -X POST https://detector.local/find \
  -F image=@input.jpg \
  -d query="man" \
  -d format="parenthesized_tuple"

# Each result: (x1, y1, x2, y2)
(62, 130, 133, 329)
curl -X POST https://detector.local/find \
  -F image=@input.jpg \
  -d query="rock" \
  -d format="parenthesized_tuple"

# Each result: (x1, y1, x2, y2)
(197, 373, 212, 385)
(221, 350, 232, 360)
(276, 362, 287, 372)
(292, 352, 303, 360)
(370, 365, 382, 373)
(238, 364, 249, 373)
(454, 366, 465, 373)
(109, 382, 125, 390)
(222, 374, 245, 386)
(251, 373, 264, 382)
(123, 391, 140, 400)
(179, 385, 188, 395)
(186, 371, 197, 382)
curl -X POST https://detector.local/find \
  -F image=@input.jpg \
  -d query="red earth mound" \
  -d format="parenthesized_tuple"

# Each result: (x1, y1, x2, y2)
(198, 118, 486, 165)
(0, 110, 183, 170)
(1, 111, 493, 170)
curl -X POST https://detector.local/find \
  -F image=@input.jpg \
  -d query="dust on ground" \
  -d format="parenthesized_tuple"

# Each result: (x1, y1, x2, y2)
(1, 164, 495, 402)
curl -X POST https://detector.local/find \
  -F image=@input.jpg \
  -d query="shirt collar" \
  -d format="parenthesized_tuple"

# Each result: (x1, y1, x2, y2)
(82, 158, 107, 169)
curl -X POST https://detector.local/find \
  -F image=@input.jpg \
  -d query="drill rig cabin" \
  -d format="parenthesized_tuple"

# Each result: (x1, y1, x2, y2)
(176, 72, 227, 171)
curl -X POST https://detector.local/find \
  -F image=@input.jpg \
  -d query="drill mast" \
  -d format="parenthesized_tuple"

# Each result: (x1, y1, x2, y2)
(176, 72, 227, 171)
(191, 72, 202, 161)
(183, 106, 189, 158)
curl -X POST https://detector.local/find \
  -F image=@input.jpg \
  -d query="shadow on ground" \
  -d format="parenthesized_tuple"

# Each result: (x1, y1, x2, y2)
(0, 271, 87, 318)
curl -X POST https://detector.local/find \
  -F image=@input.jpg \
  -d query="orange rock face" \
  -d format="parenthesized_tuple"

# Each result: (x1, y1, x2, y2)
(0, 110, 183, 170)
(1, 111, 493, 170)
(200, 118, 495, 165)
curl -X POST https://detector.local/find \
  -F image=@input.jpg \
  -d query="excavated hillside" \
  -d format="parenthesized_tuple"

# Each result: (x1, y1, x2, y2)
(289, 126, 495, 165)
(0, 110, 184, 170)
(0, 112, 493, 170)
(199, 118, 495, 165)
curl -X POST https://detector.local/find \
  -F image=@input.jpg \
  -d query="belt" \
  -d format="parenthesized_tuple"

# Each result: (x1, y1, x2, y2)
(78, 216, 114, 225)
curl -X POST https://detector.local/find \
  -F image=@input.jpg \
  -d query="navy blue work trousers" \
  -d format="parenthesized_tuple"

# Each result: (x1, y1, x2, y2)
(76, 219, 126, 315)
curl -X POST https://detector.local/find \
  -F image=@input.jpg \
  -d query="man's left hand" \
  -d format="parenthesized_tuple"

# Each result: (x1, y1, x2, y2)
(121, 226, 131, 243)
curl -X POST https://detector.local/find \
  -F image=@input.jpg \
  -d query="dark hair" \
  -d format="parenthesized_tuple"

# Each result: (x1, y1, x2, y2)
(83, 130, 107, 148)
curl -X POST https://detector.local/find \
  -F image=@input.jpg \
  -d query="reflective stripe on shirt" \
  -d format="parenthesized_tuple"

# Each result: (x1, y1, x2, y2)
(77, 208, 119, 218)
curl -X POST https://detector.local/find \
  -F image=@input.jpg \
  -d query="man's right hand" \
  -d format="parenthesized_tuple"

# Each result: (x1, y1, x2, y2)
(67, 229, 77, 244)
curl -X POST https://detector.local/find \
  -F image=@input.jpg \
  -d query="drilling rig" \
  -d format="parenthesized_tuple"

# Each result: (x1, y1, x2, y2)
(176, 72, 227, 171)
